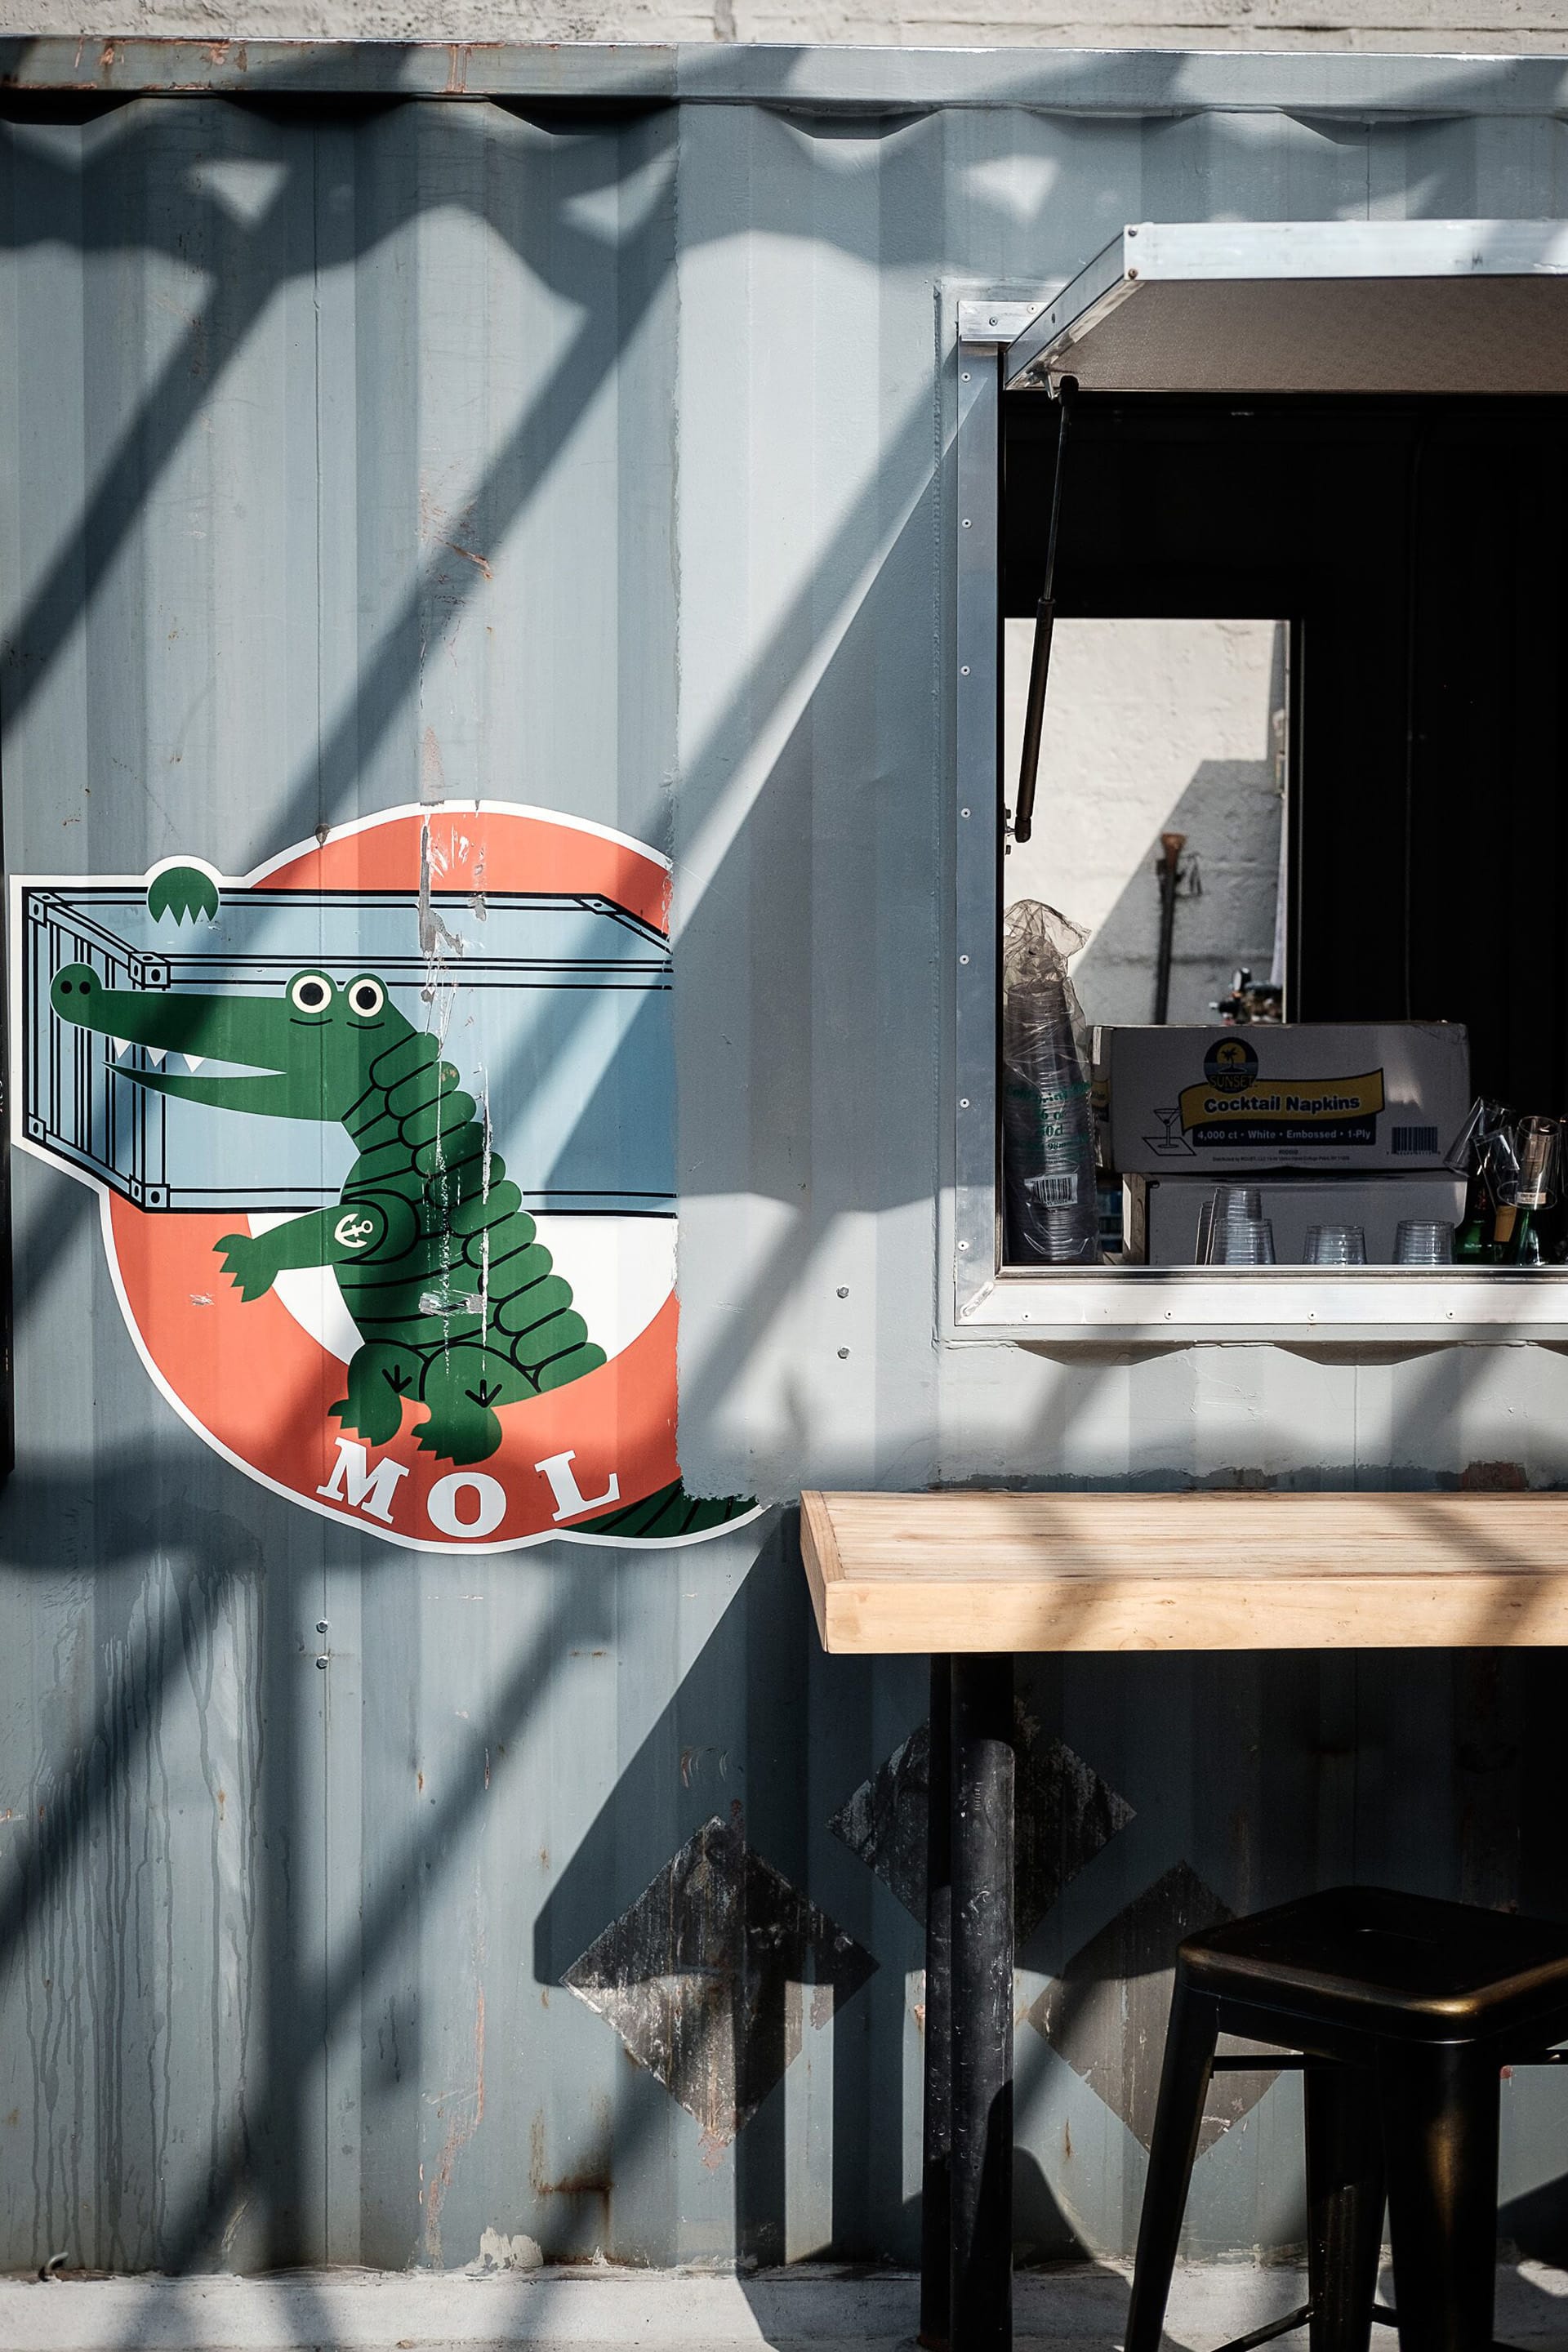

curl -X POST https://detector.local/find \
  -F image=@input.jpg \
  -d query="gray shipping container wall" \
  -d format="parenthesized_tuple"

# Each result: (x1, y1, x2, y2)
(5, 43, 1568, 2276)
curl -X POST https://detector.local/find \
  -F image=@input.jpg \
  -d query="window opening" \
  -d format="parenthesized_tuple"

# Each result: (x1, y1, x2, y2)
(987, 387, 1568, 1292)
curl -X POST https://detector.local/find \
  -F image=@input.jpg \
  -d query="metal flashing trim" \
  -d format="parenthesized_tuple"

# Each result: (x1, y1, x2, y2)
(951, 352, 1002, 1322)
(957, 300, 1045, 346)
(6, 39, 1568, 116)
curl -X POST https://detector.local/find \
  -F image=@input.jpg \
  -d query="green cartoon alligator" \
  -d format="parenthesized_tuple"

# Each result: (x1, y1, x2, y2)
(47, 878, 745, 1535)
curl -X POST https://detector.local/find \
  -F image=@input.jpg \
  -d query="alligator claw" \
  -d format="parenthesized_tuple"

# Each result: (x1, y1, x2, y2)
(414, 1410, 502, 1467)
(215, 1232, 274, 1302)
(333, 1344, 418, 1446)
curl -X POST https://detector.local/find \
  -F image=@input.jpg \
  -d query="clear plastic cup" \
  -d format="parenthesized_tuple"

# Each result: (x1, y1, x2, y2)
(1211, 1217, 1276, 1266)
(1200, 1187, 1265, 1263)
(1393, 1218, 1454, 1266)
(1303, 1223, 1367, 1266)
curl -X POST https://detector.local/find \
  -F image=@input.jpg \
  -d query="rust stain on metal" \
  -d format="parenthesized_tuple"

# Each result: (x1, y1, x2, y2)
(1460, 1460, 1529, 1490)
(529, 2097, 612, 2203)
(423, 1980, 486, 2266)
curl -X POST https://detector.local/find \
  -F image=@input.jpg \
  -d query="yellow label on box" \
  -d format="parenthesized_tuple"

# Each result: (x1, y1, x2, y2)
(1176, 1068, 1386, 1141)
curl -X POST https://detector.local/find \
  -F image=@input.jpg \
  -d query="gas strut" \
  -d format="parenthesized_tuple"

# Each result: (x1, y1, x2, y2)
(1153, 831, 1187, 1025)
(1012, 372, 1077, 847)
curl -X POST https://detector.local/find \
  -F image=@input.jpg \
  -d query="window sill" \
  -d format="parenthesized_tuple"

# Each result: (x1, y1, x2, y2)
(952, 1266, 1568, 1347)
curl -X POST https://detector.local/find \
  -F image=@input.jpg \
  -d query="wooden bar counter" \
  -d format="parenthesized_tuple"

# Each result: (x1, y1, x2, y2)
(799, 1486, 1568, 2352)
(801, 1487, 1568, 1656)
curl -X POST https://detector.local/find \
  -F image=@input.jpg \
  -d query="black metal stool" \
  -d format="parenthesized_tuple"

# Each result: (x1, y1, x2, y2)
(1125, 1886, 1568, 2352)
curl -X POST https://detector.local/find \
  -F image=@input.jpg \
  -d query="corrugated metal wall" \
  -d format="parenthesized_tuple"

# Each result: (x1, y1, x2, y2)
(6, 60, 1568, 2276)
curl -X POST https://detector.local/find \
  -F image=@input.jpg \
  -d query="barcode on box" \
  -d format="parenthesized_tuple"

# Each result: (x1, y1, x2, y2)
(1027, 1173, 1079, 1207)
(1391, 1125, 1438, 1156)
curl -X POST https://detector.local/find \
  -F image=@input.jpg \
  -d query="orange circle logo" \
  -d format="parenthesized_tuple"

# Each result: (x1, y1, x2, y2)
(15, 804, 755, 1552)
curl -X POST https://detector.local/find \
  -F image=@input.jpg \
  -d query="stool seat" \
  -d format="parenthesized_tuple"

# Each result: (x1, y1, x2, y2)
(1185, 1884, 1568, 2046)
(1125, 1886, 1568, 2352)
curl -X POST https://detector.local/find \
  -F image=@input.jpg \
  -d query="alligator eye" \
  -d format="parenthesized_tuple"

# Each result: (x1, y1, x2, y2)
(347, 978, 385, 1019)
(290, 973, 333, 1015)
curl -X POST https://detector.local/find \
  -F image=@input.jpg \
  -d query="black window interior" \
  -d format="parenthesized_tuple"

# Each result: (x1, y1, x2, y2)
(1001, 392, 1568, 1112)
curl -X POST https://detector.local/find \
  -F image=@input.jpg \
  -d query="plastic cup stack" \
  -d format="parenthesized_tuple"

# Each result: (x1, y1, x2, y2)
(1393, 1218, 1454, 1266)
(1303, 1224, 1367, 1266)
(1208, 1202, 1276, 1264)
(1211, 1220, 1276, 1264)
(1200, 1186, 1267, 1264)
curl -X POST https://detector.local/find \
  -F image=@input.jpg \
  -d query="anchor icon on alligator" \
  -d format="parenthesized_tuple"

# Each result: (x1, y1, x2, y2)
(50, 867, 608, 1469)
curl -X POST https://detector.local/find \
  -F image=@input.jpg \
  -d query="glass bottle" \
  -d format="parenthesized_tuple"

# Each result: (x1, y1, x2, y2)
(1502, 1117, 1561, 1269)
(1450, 1101, 1512, 1263)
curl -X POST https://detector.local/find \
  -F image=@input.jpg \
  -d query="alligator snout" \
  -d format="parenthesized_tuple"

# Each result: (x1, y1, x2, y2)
(51, 962, 215, 1056)
(51, 963, 101, 1016)
(48, 959, 407, 1124)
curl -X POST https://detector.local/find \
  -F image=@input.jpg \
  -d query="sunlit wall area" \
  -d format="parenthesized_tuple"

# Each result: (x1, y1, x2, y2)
(1003, 617, 1285, 1029)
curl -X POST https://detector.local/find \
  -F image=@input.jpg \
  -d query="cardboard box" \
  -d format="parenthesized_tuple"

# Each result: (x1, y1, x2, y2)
(1125, 1173, 1470, 1267)
(1094, 1022, 1470, 1175)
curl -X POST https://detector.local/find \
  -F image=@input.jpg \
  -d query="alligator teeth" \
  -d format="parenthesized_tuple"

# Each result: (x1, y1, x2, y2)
(110, 1036, 131, 1060)
(145, 1046, 166, 1067)
(181, 1054, 206, 1073)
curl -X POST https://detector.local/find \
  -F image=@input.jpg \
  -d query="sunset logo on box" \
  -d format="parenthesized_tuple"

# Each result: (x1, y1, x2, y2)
(14, 803, 756, 1552)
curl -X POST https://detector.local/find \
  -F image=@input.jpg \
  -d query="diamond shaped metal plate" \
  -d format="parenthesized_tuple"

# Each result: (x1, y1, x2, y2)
(829, 1712, 1134, 1939)
(564, 1811, 877, 2149)
(1028, 1860, 1278, 2153)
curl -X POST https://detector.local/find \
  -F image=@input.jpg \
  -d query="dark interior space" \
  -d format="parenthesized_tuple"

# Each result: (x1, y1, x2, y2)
(1002, 392, 1568, 1111)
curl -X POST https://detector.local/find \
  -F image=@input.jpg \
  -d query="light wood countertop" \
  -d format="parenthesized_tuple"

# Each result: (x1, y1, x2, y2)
(800, 1488, 1568, 1655)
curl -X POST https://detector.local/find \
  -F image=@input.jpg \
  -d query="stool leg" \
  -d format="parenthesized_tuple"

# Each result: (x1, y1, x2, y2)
(1124, 1983, 1221, 2352)
(1305, 2062, 1384, 2352)
(1377, 2042, 1499, 2352)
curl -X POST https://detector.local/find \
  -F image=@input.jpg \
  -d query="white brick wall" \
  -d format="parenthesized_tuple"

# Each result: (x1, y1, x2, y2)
(3, 0, 1568, 54)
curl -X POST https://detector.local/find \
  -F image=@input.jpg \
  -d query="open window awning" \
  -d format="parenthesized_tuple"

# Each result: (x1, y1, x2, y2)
(1004, 219, 1568, 395)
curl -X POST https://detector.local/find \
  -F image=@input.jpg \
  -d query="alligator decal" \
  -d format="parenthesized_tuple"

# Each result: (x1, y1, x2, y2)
(50, 933, 608, 1468)
(16, 804, 756, 1552)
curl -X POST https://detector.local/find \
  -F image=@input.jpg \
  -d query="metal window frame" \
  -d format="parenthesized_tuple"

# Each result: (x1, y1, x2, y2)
(948, 298, 1568, 1348)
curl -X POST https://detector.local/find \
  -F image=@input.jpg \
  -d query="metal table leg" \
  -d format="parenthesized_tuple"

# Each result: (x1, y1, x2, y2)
(949, 1655, 1015, 2352)
(920, 1655, 953, 2350)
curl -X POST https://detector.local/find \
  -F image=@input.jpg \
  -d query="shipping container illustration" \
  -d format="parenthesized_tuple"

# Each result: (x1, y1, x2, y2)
(20, 884, 675, 1218)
